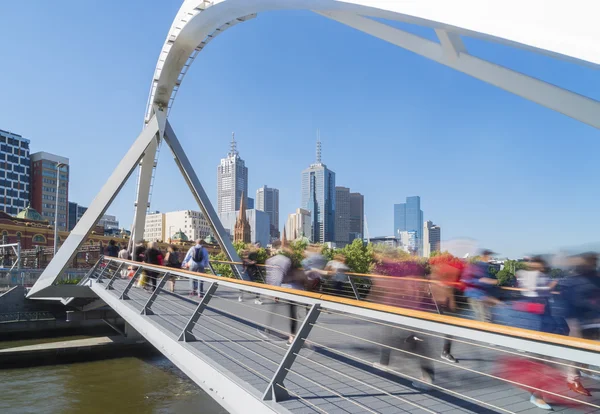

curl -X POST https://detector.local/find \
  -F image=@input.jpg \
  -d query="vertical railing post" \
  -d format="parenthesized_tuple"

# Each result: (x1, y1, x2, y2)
(95, 259, 111, 283)
(141, 272, 170, 315)
(347, 274, 361, 301)
(120, 267, 142, 300)
(263, 303, 321, 402)
(178, 281, 217, 342)
(105, 262, 126, 290)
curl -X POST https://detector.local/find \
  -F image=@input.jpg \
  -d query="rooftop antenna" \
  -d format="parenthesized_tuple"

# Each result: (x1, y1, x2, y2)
(316, 129, 322, 164)
(230, 132, 238, 156)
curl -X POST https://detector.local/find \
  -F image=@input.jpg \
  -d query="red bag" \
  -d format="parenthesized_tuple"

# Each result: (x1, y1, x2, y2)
(513, 301, 545, 315)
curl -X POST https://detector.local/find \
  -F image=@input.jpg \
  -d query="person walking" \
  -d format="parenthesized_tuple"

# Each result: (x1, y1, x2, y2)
(239, 248, 262, 304)
(106, 240, 119, 258)
(326, 254, 350, 296)
(164, 245, 181, 293)
(462, 249, 500, 323)
(144, 242, 163, 292)
(559, 253, 600, 397)
(182, 239, 209, 297)
(118, 246, 130, 278)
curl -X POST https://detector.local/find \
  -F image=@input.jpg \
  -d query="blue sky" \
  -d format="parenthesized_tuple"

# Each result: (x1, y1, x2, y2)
(1, 1, 598, 258)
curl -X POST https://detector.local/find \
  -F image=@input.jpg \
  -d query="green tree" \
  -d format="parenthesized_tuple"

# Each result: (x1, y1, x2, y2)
(495, 269, 515, 286)
(342, 239, 374, 274)
(488, 266, 499, 276)
(321, 245, 335, 261)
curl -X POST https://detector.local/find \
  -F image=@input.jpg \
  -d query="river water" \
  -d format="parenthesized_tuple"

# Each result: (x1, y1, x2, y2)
(0, 352, 228, 414)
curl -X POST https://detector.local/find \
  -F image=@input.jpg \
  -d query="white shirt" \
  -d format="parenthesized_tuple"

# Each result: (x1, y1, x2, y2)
(517, 270, 551, 298)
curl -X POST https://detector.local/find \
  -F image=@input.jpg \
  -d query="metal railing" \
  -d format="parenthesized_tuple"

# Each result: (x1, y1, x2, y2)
(0, 269, 88, 287)
(0, 311, 56, 323)
(89, 257, 600, 413)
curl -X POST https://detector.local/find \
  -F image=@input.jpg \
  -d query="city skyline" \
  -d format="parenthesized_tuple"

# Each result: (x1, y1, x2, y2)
(1, 3, 598, 258)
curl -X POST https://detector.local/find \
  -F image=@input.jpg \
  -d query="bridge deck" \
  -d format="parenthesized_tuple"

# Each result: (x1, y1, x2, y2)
(101, 278, 599, 414)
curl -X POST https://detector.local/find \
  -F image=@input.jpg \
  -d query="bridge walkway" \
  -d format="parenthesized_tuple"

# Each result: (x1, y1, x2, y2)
(82, 260, 600, 413)
(85, 259, 600, 414)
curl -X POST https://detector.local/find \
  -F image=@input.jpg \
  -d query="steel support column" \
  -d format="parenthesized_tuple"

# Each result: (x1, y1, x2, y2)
(178, 282, 218, 342)
(263, 304, 321, 402)
(28, 112, 166, 298)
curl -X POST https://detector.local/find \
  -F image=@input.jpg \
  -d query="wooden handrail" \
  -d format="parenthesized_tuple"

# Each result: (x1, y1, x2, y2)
(115, 258, 600, 353)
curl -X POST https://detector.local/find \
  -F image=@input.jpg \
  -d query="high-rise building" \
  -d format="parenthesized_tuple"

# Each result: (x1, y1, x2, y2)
(217, 133, 248, 215)
(0, 129, 30, 216)
(394, 196, 423, 255)
(399, 230, 419, 254)
(423, 221, 441, 257)
(301, 138, 335, 243)
(98, 214, 119, 231)
(256, 185, 280, 240)
(349, 192, 364, 242)
(334, 186, 350, 247)
(285, 208, 311, 241)
(67, 202, 88, 231)
(247, 197, 254, 209)
(30, 152, 69, 231)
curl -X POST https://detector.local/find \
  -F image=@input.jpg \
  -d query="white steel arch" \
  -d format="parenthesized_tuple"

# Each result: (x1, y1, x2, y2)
(29, 0, 599, 298)
(146, 0, 600, 125)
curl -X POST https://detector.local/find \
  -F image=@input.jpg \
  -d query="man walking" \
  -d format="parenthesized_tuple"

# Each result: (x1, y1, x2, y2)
(182, 239, 209, 297)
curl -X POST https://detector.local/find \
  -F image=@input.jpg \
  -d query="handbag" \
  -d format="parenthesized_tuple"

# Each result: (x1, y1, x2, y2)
(513, 301, 545, 315)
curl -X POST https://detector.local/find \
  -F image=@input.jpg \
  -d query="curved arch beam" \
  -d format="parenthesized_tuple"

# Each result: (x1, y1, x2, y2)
(146, 0, 600, 124)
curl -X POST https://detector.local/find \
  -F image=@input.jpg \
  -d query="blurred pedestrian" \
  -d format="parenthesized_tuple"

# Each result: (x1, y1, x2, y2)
(326, 254, 350, 296)
(182, 239, 209, 297)
(462, 249, 500, 322)
(106, 239, 119, 258)
(239, 247, 262, 304)
(559, 253, 600, 396)
(164, 245, 180, 293)
(144, 242, 163, 292)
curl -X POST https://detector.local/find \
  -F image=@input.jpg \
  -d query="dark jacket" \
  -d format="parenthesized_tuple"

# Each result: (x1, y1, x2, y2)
(144, 248, 162, 266)
(134, 245, 146, 262)
(559, 271, 600, 320)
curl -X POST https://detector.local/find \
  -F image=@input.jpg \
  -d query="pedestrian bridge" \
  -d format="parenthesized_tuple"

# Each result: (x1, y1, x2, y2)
(67, 257, 600, 413)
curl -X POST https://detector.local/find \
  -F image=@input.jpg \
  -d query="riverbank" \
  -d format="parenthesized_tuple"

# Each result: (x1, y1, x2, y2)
(0, 335, 156, 368)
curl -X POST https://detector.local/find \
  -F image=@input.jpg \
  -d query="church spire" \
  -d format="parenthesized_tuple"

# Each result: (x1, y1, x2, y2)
(229, 132, 238, 157)
(234, 192, 251, 244)
(316, 129, 322, 164)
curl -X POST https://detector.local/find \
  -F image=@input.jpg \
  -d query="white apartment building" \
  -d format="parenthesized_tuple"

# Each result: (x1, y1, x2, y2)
(165, 210, 211, 242)
(144, 212, 165, 242)
(143, 210, 211, 242)
(285, 208, 311, 241)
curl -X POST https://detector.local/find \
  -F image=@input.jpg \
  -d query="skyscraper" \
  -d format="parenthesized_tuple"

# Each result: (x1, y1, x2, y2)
(256, 185, 279, 240)
(30, 151, 69, 231)
(394, 196, 423, 255)
(301, 137, 335, 243)
(334, 186, 350, 247)
(423, 221, 441, 256)
(217, 133, 248, 215)
(349, 192, 364, 242)
(0, 129, 30, 216)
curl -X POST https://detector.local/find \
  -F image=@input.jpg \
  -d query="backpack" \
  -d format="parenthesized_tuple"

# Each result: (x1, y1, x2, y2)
(192, 246, 204, 263)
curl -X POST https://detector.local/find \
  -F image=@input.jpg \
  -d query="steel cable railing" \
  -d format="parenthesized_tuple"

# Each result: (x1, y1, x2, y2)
(90, 257, 600, 413)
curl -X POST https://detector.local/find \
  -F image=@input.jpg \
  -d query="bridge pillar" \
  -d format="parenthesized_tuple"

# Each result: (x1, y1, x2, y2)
(124, 321, 144, 341)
